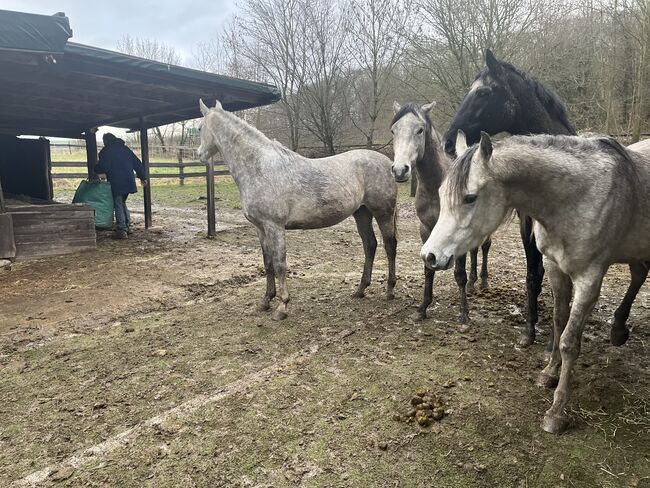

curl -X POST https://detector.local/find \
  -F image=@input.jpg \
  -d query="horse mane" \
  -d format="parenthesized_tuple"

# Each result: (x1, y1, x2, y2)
(480, 62, 577, 136)
(448, 134, 640, 207)
(391, 103, 431, 130)
(447, 145, 478, 207)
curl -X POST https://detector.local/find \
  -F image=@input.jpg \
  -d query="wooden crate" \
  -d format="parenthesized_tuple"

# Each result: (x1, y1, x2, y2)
(8, 202, 96, 259)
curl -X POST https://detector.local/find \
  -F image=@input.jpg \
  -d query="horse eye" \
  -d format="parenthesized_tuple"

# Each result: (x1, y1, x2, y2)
(464, 194, 477, 204)
(416, 128, 424, 135)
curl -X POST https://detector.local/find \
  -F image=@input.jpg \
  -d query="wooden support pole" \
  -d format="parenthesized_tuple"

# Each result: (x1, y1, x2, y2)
(206, 160, 216, 238)
(140, 122, 152, 229)
(178, 148, 185, 186)
(0, 176, 5, 213)
(84, 128, 98, 179)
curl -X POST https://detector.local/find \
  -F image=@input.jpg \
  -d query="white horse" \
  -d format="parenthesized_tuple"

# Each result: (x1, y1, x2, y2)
(421, 131, 650, 434)
(198, 100, 398, 321)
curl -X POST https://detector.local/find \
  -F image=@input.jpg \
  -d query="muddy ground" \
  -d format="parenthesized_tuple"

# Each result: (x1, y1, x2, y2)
(0, 182, 648, 487)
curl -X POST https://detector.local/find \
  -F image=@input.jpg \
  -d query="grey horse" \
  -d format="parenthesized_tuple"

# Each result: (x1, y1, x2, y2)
(198, 99, 398, 321)
(421, 131, 650, 433)
(390, 101, 491, 327)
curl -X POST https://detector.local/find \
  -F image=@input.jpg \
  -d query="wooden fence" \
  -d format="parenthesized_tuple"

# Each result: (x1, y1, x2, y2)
(51, 160, 229, 184)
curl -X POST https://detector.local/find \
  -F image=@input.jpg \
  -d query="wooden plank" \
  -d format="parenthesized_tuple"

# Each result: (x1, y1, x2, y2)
(13, 221, 95, 236)
(15, 240, 96, 259)
(9, 208, 94, 217)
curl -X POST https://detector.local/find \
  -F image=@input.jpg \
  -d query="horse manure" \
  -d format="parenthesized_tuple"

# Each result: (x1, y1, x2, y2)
(415, 411, 430, 426)
(410, 396, 423, 406)
(399, 389, 446, 427)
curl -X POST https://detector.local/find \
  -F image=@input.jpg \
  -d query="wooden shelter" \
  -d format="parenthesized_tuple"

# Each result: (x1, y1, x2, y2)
(0, 9, 280, 259)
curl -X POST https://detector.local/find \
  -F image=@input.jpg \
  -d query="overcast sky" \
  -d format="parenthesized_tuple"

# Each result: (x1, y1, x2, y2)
(1, 0, 236, 63)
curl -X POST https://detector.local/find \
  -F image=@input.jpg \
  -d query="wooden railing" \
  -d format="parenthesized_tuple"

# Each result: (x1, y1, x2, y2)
(50, 160, 229, 184)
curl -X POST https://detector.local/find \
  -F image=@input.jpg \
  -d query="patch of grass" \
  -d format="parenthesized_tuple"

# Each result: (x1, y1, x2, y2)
(53, 178, 242, 211)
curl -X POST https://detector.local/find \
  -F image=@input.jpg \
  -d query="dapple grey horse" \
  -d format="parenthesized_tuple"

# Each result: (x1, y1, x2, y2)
(421, 131, 650, 433)
(198, 99, 398, 321)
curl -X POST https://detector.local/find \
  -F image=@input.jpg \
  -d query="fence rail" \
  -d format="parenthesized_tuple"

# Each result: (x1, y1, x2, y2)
(50, 160, 230, 183)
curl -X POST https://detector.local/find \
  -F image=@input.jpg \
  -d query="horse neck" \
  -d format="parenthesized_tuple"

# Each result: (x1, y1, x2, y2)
(415, 129, 447, 191)
(211, 112, 275, 179)
(492, 141, 592, 218)
(510, 80, 575, 137)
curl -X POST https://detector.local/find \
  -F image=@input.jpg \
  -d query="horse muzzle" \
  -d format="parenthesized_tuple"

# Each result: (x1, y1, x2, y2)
(421, 251, 454, 271)
(391, 163, 411, 183)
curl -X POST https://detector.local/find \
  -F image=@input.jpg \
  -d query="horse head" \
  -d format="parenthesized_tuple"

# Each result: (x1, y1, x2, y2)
(421, 131, 508, 270)
(390, 101, 436, 182)
(198, 99, 224, 162)
(443, 50, 518, 157)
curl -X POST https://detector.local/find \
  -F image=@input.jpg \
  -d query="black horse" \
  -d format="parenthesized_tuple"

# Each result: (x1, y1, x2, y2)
(442, 50, 646, 350)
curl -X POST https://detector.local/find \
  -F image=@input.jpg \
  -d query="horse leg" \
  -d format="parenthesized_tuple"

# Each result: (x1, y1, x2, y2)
(256, 227, 276, 312)
(519, 215, 546, 348)
(466, 248, 478, 295)
(264, 224, 290, 321)
(352, 206, 377, 298)
(611, 262, 648, 346)
(376, 211, 397, 300)
(537, 260, 571, 389)
(413, 266, 434, 321)
(455, 255, 470, 331)
(480, 237, 491, 289)
(542, 267, 604, 434)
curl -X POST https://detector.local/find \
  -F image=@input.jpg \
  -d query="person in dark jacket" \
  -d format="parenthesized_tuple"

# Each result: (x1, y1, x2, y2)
(95, 133, 147, 239)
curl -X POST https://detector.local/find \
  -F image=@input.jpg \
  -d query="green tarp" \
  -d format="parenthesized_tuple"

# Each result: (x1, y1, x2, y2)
(72, 180, 114, 230)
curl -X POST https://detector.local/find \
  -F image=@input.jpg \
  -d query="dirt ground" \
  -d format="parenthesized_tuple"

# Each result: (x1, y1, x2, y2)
(0, 183, 648, 487)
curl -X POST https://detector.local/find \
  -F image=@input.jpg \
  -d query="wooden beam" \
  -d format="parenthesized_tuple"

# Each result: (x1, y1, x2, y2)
(85, 129, 98, 179)
(0, 175, 5, 213)
(206, 160, 216, 238)
(140, 120, 152, 229)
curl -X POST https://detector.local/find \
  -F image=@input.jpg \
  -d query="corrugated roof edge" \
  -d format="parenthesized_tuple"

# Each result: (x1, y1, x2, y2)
(64, 42, 281, 100)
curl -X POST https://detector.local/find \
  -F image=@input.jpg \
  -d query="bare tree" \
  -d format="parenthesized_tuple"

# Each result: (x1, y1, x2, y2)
(116, 35, 182, 65)
(347, 0, 412, 147)
(298, 0, 352, 154)
(225, 0, 308, 150)
(116, 35, 184, 151)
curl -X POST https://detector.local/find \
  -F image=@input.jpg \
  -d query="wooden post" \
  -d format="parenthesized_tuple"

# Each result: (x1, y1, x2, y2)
(410, 171, 418, 197)
(140, 121, 152, 229)
(84, 128, 97, 179)
(0, 176, 5, 213)
(206, 159, 216, 238)
(178, 148, 185, 186)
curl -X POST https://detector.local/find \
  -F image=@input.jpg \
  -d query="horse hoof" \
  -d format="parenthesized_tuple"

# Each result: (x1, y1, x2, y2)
(352, 290, 365, 299)
(536, 372, 559, 389)
(480, 280, 488, 290)
(465, 283, 476, 296)
(257, 300, 271, 312)
(385, 291, 395, 300)
(411, 310, 426, 321)
(541, 413, 570, 434)
(271, 310, 288, 321)
(610, 327, 630, 347)
(518, 334, 534, 348)
(458, 322, 470, 333)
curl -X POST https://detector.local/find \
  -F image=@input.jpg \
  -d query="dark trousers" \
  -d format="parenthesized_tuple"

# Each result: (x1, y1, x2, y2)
(113, 194, 130, 231)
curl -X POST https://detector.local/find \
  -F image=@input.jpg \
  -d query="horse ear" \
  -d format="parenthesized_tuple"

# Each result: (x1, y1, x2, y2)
(479, 131, 493, 160)
(214, 99, 223, 111)
(199, 99, 209, 116)
(393, 101, 401, 114)
(421, 101, 437, 115)
(485, 49, 503, 77)
(455, 130, 468, 155)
